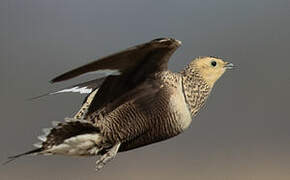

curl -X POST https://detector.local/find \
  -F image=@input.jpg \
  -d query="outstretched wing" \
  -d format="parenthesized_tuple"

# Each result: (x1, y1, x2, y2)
(51, 38, 181, 83)
(87, 38, 181, 115)
(51, 37, 181, 116)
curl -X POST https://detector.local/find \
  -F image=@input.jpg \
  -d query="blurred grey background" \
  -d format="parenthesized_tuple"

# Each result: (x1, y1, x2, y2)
(1, 0, 290, 179)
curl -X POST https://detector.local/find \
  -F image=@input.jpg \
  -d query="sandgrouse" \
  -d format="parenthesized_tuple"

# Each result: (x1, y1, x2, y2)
(6, 38, 234, 171)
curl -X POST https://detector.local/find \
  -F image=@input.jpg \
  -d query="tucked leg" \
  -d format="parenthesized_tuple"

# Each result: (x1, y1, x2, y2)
(96, 142, 121, 171)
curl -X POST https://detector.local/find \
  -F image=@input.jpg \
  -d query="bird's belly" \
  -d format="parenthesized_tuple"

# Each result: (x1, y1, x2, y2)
(119, 93, 192, 152)
(119, 130, 175, 152)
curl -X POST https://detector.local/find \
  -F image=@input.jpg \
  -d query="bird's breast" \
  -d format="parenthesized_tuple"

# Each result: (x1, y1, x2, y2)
(168, 81, 192, 131)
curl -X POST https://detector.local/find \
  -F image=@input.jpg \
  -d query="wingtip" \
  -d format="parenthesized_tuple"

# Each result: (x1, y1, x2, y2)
(50, 79, 57, 84)
(151, 37, 182, 47)
(50, 75, 65, 83)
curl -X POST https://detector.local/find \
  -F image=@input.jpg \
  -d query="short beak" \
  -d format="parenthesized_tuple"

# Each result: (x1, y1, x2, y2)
(224, 62, 234, 70)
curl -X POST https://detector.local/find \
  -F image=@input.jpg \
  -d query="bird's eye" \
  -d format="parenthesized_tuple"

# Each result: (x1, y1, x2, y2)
(211, 61, 217, 67)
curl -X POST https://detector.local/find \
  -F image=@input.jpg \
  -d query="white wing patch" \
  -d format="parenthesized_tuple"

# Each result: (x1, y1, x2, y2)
(88, 69, 121, 77)
(29, 86, 96, 100)
(49, 69, 121, 95)
(51, 86, 93, 95)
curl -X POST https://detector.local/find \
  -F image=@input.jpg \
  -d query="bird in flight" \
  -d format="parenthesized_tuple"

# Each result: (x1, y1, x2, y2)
(6, 38, 234, 171)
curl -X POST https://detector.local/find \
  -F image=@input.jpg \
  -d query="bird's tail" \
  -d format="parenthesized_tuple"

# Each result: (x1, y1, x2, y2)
(3, 148, 42, 165)
(4, 118, 103, 165)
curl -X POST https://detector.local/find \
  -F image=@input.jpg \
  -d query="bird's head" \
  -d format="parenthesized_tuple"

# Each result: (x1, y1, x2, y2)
(188, 56, 234, 87)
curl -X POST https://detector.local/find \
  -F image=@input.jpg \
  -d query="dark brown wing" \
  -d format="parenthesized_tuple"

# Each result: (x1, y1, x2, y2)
(51, 38, 181, 83)
(85, 38, 181, 115)
(51, 38, 181, 117)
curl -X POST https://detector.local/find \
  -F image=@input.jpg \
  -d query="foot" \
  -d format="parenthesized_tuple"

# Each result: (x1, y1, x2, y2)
(95, 142, 121, 172)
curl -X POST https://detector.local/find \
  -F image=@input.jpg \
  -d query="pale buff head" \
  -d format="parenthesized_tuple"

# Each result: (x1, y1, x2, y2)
(186, 56, 233, 87)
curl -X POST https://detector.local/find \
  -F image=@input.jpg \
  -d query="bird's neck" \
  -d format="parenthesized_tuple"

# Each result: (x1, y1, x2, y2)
(180, 69, 212, 117)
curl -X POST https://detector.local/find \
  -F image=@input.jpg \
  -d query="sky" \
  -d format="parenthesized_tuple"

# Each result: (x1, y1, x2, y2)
(1, 0, 290, 179)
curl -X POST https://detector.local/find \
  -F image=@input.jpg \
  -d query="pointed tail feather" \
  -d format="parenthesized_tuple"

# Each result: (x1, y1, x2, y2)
(3, 148, 42, 165)
(3, 119, 102, 166)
